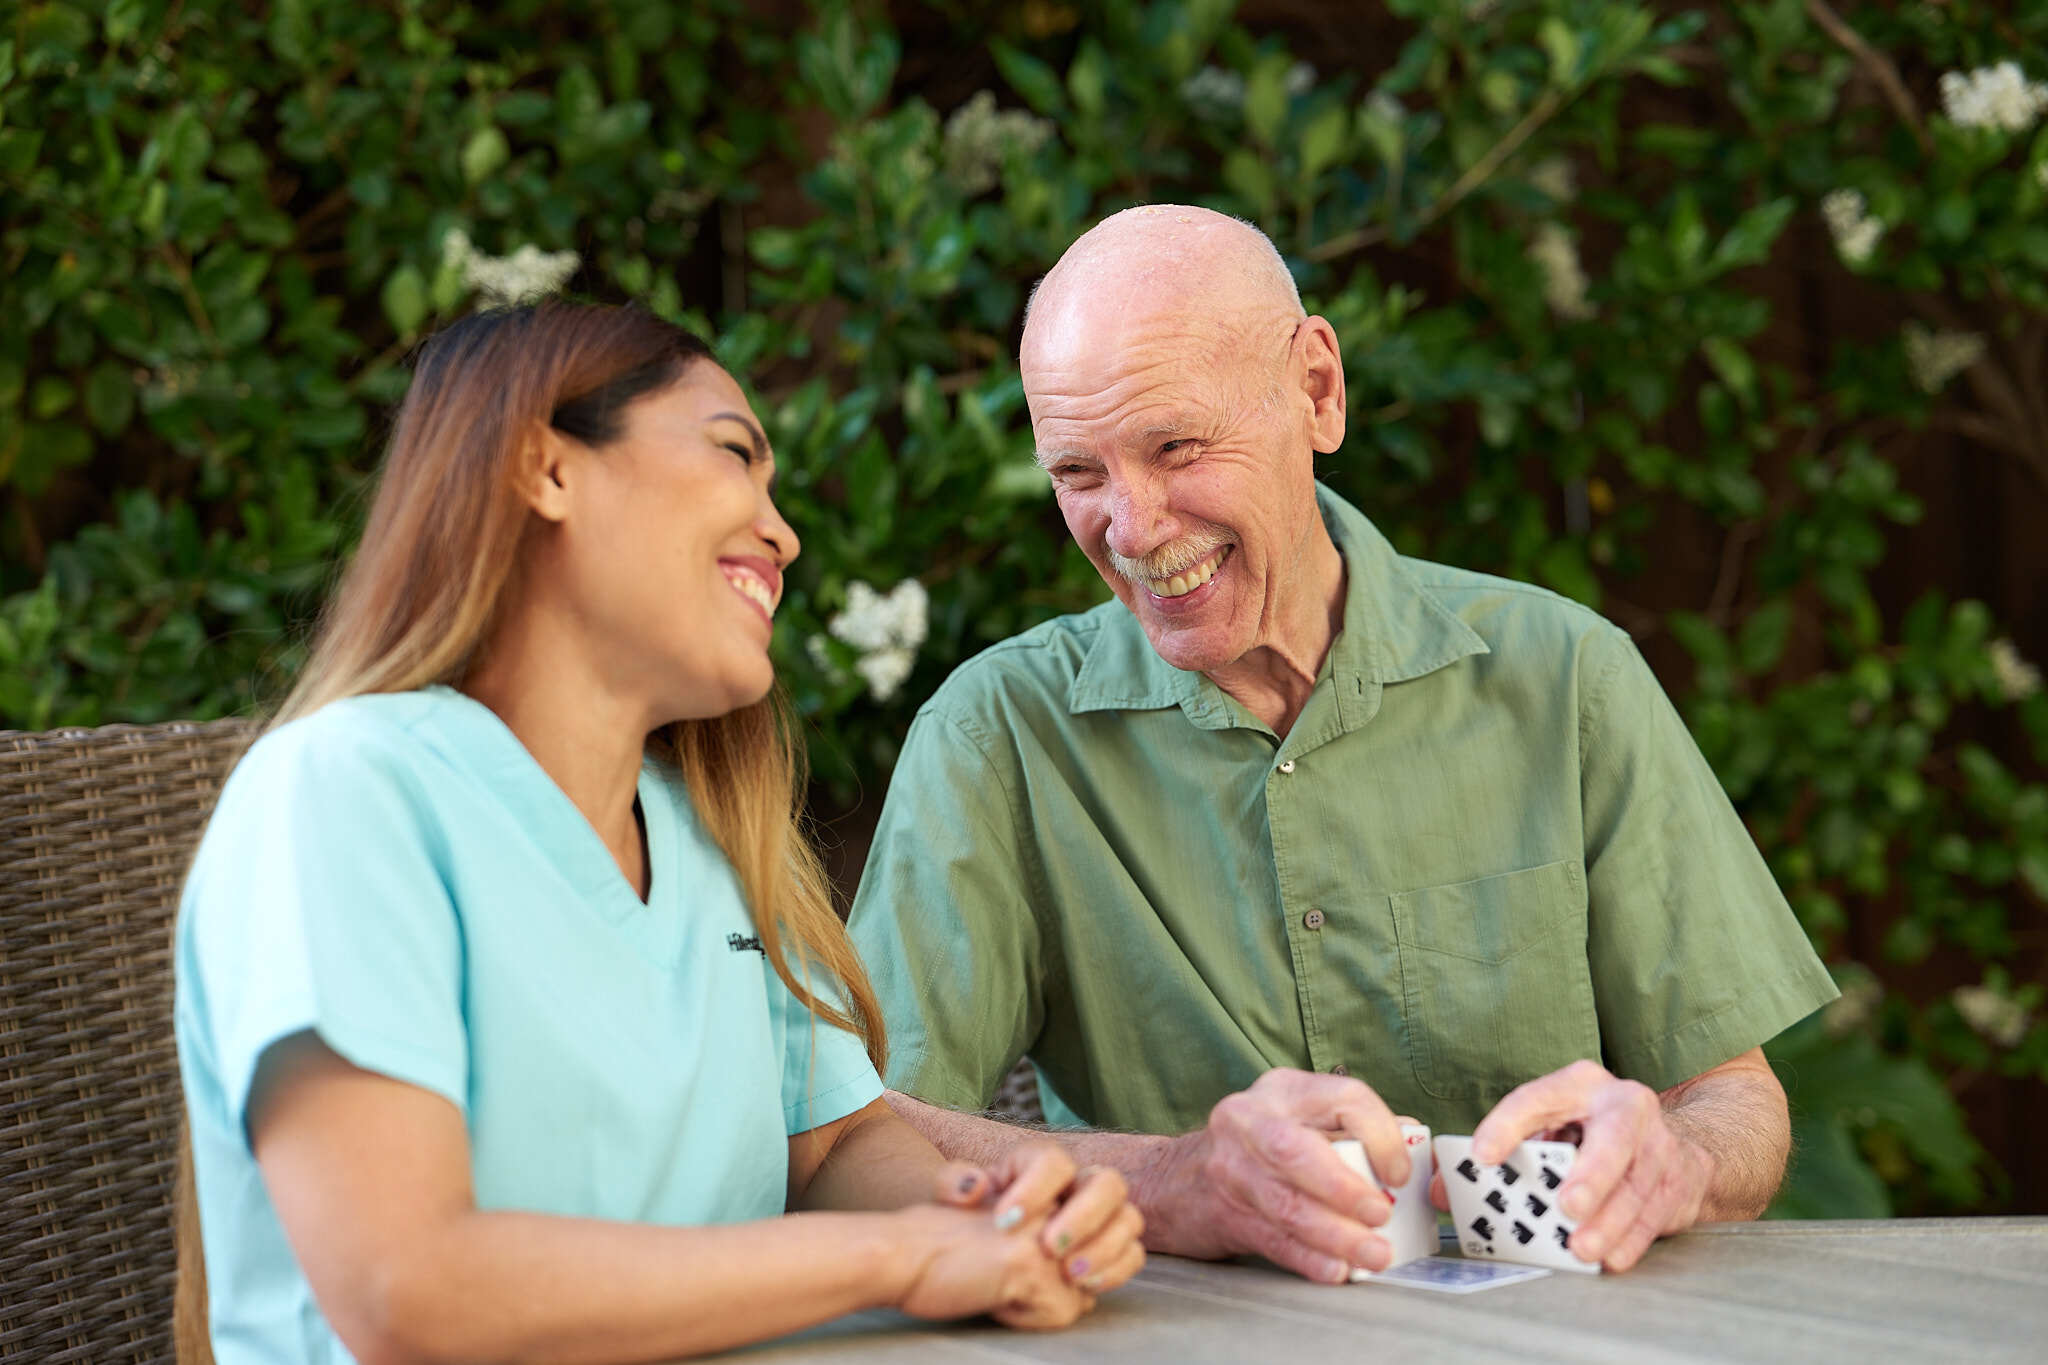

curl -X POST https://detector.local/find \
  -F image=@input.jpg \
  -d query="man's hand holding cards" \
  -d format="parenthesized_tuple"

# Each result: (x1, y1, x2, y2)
(1331, 1123, 1435, 1277)
(1438, 1059, 1720, 1273)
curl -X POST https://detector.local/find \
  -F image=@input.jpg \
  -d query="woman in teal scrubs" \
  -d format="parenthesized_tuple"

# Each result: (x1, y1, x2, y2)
(173, 301, 1144, 1363)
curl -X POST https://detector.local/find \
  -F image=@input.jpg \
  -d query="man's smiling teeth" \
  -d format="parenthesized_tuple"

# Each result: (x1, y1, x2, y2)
(722, 566, 775, 616)
(1148, 546, 1230, 598)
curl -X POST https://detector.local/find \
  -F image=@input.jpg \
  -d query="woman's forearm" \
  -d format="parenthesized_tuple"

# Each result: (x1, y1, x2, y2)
(355, 1207, 925, 1365)
(793, 1103, 955, 1212)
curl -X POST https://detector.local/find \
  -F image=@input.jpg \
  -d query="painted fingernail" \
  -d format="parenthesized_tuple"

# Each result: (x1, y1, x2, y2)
(1055, 1231, 1072, 1253)
(957, 1172, 980, 1195)
(994, 1204, 1023, 1232)
(1069, 1256, 1090, 1278)
(1083, 1273, 1103, 1292)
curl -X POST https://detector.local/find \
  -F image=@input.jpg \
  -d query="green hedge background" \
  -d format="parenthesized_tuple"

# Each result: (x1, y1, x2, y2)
(4, 0, 2045, 1216)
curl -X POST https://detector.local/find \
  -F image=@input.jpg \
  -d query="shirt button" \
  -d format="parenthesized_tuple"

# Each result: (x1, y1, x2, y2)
(1330, 1063, 1350, 1077)
(1277, 759, 1296, 774)
(1303, 909, 1326, 930)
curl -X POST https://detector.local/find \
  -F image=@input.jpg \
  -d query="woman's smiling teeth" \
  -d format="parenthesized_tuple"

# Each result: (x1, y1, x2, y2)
(722, 565, 776, 617)
(1148, 545, 1231, 598)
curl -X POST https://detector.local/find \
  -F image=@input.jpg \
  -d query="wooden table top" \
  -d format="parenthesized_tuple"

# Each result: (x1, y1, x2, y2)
(720, 1217, 2048, 1363)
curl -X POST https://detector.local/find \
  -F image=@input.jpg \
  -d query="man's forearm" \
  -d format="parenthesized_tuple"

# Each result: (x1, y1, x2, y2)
(882, 1091, 1187, 1249)
(1657, 1051, 1791, 1222)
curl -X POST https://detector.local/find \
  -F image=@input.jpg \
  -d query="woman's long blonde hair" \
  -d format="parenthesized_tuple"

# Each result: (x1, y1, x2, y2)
(175, 300, 885, 1362)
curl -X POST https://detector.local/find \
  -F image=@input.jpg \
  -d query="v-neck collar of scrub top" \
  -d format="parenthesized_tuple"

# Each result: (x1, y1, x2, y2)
(1065, 484, 1490, 756)
(416, 685, 678, 932)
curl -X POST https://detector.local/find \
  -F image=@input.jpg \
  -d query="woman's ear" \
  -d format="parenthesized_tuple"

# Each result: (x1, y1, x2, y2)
(514, 422, 579, 523)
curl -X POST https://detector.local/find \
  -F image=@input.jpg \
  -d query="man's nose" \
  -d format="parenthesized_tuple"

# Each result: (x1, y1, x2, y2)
(1103, 470, 1174, 561)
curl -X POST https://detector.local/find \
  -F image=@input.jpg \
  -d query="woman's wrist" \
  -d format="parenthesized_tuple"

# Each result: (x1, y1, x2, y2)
(871, 1205, 947, 1312)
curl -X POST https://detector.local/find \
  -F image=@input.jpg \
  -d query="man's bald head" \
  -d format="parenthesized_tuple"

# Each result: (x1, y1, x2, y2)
(1020, 206, 1304, 380)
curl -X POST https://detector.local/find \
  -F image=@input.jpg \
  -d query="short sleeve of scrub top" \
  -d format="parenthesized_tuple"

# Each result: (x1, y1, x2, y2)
(177, 707, 470, 1138)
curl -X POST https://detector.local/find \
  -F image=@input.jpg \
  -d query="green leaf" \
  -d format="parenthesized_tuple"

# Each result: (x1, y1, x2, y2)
(1930, 192, 1975, 245)
(1538, 18, 1581, 88)
(1737, 599, 1792, 674)
(1222, 147, 1277, 217)
(1710, 196, 1794, 271)
(268, 0, 315, 64)
(381, 265, 428, 336)
(1299, 103, 1349, 183)
(30, 376, 76, 420)
(1067, 39, 1107, 121)
(750, 227, 806, 271)
(1244, 55, 1290, 147)
(1700, 336, 1756, 406)
(991, 41, 1065, 116)
(461, 126, 510, 184)
(83, 363, 134, 436)
(1772, 1115, 1892, 1219)
(1667, 610, 1731, 670)
(1669, 189, 1707, 271)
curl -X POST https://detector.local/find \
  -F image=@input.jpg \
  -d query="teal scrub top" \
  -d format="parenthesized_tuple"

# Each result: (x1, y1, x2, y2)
(174, 686, 882, 1365)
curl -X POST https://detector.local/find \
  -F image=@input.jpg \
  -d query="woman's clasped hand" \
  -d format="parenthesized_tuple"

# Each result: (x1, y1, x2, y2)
(910, 1152, 1146, 1327)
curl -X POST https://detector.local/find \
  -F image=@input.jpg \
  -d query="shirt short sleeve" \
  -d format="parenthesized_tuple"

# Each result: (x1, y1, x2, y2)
(770, 958, 885, 1136)
(1579, 628, 1838, 1089)
(177, 707, 469, 1144)
(847, 708, 1046, 1112)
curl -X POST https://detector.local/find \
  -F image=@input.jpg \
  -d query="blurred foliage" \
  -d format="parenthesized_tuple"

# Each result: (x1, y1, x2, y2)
(3, 0, 2045, 1215)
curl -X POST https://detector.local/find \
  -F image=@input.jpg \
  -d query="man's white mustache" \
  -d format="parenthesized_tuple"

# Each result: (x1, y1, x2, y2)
(1107, 529, 1235, 583)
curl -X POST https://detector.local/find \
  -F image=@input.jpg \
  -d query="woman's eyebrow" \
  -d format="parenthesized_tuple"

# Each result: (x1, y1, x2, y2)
(708, 411, 769, 463)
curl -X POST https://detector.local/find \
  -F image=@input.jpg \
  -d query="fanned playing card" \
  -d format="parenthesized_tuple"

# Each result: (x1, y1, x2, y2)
(1332, 1123, 1434, 1276)
(1431, 1134, 1602, 1275)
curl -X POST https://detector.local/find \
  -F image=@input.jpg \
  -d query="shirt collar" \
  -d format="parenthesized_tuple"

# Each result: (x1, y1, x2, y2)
(1068, 484, 1489, 721)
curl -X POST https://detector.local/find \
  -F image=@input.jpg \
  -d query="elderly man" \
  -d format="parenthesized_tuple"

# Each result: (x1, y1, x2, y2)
(847, 206, 1836, 1283)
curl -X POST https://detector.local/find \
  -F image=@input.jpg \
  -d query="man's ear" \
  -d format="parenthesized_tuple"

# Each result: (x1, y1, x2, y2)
(514, 422, 579, 523)
(1298, 316, 1347, 455)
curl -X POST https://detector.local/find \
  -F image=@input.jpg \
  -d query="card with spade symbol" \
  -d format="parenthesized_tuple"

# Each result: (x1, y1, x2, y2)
(1430, 1134, 1602, 1275)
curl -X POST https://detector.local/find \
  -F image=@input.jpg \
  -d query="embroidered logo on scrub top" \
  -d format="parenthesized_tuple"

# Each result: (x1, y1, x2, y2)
(727, 932, 765, 955)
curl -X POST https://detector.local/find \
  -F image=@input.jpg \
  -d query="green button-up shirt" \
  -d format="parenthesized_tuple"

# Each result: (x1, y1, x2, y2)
(849, 488, 1836, 1136)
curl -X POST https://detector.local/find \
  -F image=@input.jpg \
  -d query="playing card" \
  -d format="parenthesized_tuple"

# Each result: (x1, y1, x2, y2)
(1431, 1134, 1602, 1275)
(1332, 1122, 1434, 1276)
(1362, 1255, 1552, 1294)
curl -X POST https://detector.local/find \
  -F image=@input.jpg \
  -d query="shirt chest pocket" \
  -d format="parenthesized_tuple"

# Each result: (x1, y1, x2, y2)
(1388, 860, 1600, 1103)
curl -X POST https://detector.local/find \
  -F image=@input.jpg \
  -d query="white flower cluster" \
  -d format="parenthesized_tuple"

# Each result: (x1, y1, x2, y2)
(828, 579, 929, 703)
(942, 91, 1055, 195)
(1953, 983, 2033, 1048)
(1178, 62, 1314, 120)
(1822, 974, 1882, 1037)
(1901, 321, 1986, 394)
(1939, 61, 2048, 133)
(1990, 637, 2042, 701)
(1528, 223, 1594, 320)
(1821, 188, 1884, 266)
(1180, 66, 1245, 120)
(442, 228, 580, 308)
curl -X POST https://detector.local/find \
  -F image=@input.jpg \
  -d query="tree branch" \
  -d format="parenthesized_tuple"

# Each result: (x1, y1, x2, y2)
(1309, 87, 1567, 264)
(1804, 0, 1933, 156)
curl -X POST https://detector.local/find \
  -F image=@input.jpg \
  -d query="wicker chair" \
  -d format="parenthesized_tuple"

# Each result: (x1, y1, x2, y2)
(0, 719, 254, 1365)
